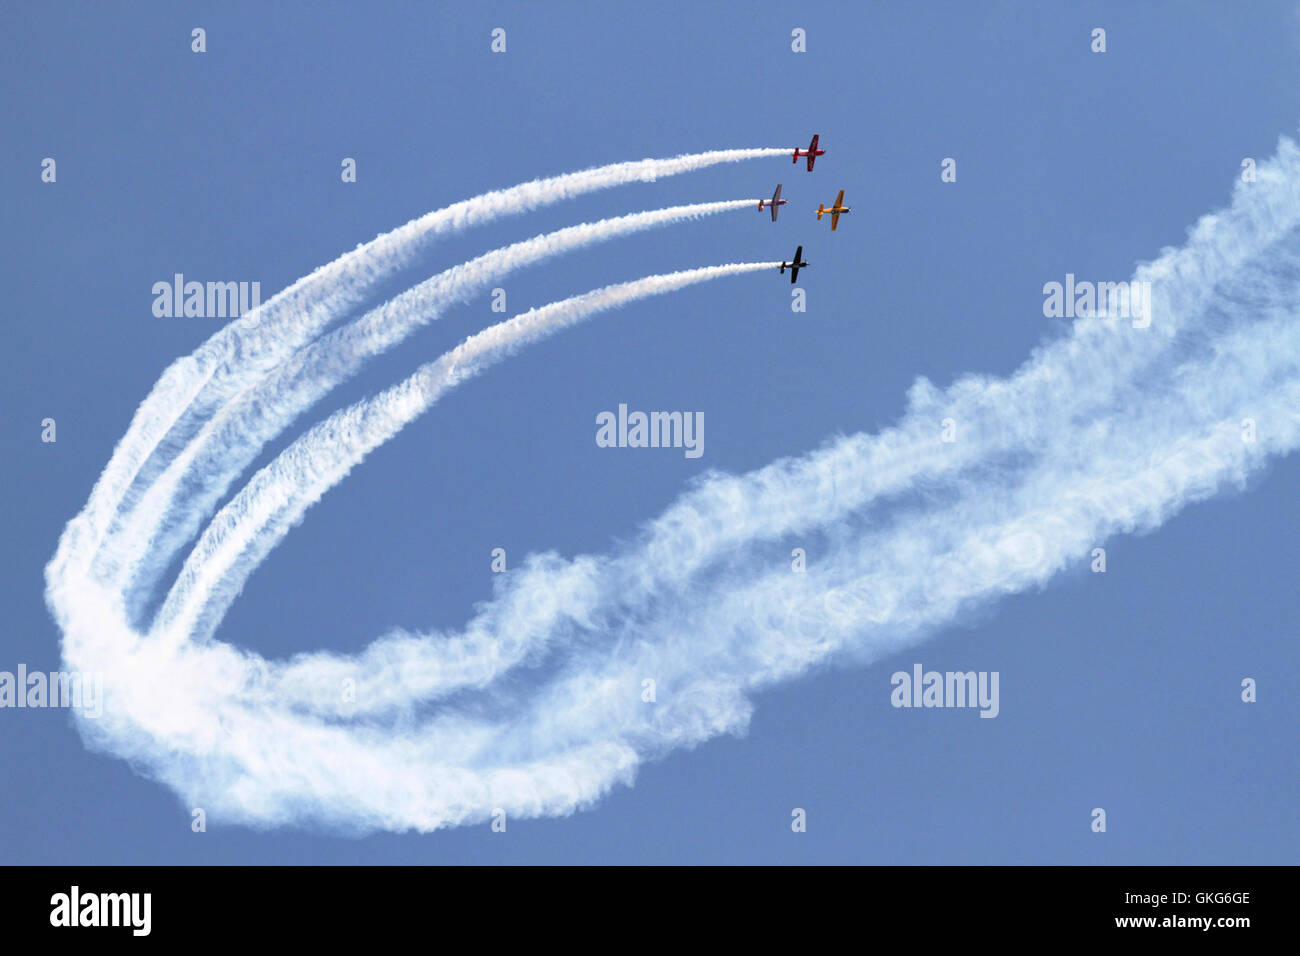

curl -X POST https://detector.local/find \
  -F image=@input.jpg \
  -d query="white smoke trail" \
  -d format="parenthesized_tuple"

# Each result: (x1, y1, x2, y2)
(159, 135, 1300, 692)
(50, 148, 788, 587)
(45, 135, 1300, 833)
(151, 262, 781, 647)
(99, 201, 760, 613)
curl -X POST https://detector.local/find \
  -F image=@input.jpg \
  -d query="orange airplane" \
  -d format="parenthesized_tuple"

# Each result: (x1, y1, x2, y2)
(816, 189, 850, 230)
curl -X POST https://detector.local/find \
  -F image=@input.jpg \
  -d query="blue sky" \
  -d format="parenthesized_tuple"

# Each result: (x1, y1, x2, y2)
(2, 1, 1297, 863)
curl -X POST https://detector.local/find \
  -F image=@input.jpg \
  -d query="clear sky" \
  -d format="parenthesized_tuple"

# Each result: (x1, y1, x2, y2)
(2, 1, 1297, 863)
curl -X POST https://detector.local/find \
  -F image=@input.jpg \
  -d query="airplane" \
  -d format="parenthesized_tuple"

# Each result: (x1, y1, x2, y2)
(816, 189, 851, 230)
(778, 245, 809, 283)
(792, 133, 825, 171)
(757, 183, 787, 221)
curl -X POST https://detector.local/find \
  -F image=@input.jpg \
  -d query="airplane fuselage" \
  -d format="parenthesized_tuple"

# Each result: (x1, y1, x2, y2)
(793, 149, 825, 170)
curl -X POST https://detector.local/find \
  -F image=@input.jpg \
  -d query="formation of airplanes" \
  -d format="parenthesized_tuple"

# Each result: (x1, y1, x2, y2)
(765, 133, 852, 282)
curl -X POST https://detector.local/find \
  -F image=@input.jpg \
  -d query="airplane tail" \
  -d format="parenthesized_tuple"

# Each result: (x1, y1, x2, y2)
(817, 205, 824, 219)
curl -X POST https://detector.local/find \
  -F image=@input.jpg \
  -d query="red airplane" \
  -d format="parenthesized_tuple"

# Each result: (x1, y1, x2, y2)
(792, 133, 825, 171)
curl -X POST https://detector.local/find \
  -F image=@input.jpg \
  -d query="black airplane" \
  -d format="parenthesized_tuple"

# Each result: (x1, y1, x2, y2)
(779, 245, 808, 283)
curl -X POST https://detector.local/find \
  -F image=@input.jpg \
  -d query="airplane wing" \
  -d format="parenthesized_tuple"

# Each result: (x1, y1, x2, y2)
(831, 210, 840, 230)
(789, 263, 800, 283)
(835, 189, 844, 207)
(771, 184, 782, 221)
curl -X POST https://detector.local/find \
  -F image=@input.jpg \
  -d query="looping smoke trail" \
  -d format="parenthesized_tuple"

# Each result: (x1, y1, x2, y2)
(153, 262, 782, 647)
(102, 200, 761, 613)
(51, 148, 788, 583)
(45, 134, 1300, 833)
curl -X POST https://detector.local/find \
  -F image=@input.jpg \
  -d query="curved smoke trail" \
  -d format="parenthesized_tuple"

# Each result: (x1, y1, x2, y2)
(45, 135, 1300, 833)
(153, 262, 781, 646)
(52, 148, 788, 586)
(101, 200, 760, 615)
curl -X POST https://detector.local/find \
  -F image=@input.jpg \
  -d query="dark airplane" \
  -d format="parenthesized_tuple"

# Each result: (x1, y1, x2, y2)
(779, 245, 809, 283)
